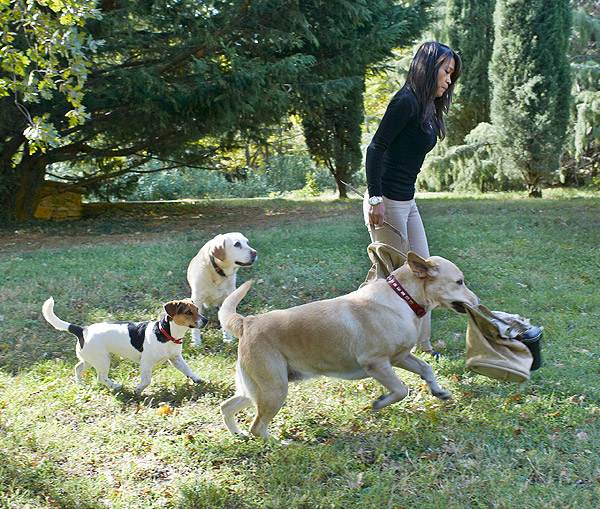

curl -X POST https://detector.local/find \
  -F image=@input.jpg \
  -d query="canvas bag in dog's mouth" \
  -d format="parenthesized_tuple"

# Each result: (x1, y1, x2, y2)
(464, 304, 534, 383)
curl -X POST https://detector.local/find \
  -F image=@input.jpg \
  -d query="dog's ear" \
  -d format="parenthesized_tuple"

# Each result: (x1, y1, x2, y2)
(181, 300, 199, 312)
(164, 301, 178, 318)
(407, 252, 438, 279)
(210, 237, 227, 261)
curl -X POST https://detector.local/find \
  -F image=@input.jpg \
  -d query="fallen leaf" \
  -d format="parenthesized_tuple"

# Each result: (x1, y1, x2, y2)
(441, 442, 459, 454)
(157, 403, 172, 416)
(355, 472, 364, 488)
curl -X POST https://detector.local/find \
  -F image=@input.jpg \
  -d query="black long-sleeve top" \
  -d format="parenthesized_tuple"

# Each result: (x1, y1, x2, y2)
(366, 87, 437, 201)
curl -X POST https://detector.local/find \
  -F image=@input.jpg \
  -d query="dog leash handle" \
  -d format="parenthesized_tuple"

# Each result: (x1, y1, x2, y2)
(340, 181, 406, 243)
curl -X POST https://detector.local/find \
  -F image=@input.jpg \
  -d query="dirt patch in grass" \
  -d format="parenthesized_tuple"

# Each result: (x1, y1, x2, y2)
(1, 198, 361, 254)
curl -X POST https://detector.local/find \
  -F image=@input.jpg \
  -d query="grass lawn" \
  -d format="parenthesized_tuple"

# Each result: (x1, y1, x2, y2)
(0, 191, 599, 508)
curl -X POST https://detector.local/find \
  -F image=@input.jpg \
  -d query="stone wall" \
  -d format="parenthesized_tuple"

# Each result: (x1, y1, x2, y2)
(34, 182, 84, 221)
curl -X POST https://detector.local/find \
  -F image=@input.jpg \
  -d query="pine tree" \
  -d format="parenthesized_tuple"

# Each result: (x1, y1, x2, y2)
(490, 0, 572, 197)
(444, 0, 495, 145)
(562, 0, 600, 184)
(1, 0, 433, 220)
(295, 0, 432, 197)
(1, 1, 317, 220)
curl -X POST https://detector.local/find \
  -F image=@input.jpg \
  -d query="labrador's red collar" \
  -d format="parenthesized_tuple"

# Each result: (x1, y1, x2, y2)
(386, 275, 426, 318)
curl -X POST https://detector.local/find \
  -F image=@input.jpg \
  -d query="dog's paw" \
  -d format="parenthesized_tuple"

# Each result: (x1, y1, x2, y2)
(191, 329, 203, 346)
(371, 394, 389, 410)
(222, 330, 236, 343)
(104, 382, 123, 392)
(433, 389, 452, 401)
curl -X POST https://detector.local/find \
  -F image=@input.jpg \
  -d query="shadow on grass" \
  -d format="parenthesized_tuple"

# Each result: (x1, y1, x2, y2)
(0, 425, 100, 508)
(111, 377, 234, 409)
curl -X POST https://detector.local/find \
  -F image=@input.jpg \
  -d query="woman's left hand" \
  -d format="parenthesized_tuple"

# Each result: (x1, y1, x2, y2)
(368, 202, 386, 227)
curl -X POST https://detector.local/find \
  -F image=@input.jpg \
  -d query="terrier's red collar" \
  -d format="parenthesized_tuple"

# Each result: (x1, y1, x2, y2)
(386, 275, 427, 318)
(159, 324, 182, 344)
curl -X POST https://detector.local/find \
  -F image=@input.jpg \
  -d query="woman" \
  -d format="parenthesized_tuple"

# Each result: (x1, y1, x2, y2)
(363, 41, 462, 354)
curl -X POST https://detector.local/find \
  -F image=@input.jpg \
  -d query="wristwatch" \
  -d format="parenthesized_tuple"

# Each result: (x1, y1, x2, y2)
(368, 195, 384, 205)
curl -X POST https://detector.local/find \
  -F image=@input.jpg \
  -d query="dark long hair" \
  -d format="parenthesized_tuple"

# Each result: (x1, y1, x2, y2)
(405, 42, 462, 140)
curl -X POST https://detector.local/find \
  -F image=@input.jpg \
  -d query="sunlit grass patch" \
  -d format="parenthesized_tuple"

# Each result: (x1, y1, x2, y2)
(0, 193, 599, 507)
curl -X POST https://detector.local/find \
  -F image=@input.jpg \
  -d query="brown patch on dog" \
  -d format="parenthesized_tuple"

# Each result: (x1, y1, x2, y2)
(164, 300, 204, 327)
(210, 243, 227, 261)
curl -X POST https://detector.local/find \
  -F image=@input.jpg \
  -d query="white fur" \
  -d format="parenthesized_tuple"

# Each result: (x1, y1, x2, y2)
(187, 232, 257, 344)
(42, 297, 207, 395)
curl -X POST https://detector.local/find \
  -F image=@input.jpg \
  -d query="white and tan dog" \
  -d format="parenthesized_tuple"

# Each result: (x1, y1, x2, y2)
(187, 232, 257, 345)
(42, 297, 208, 395)
(218, 252, 479, 440)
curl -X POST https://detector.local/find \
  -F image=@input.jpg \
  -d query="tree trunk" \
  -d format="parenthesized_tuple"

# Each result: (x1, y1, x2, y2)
(4, 150, 48, 221)
(524, 168, 542, 198)
(331, 162, 350, 199)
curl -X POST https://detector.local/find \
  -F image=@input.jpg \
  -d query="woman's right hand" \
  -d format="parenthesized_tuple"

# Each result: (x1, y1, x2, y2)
(368, 202, 386, 227)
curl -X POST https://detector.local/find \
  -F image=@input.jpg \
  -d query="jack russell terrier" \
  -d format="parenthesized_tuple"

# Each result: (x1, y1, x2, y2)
(42, 297, 208, 395)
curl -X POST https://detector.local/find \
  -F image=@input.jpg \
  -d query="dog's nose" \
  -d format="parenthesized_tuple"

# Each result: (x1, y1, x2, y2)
(198, 316, 208, 329)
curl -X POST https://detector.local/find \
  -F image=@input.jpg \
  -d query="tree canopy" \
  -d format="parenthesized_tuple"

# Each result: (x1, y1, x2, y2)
(294, 0, 431, 197)
(489, 0, 572, 197)
(443, 0, 495, 146)
(1, 0, 431, 220)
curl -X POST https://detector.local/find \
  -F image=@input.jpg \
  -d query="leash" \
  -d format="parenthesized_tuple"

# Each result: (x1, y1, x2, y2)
(340, 180, 408, 258)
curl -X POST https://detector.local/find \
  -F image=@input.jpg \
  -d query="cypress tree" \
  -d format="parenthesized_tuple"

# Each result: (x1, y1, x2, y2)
(563, 0, 600, 184)
(490, 0, 572, 197)
(295, 0, 432, 197)
(444, 0, 495, 145)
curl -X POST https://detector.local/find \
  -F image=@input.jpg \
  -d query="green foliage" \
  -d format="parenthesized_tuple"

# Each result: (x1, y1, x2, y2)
(1, 0, 434, 221)
(420, 122, 522, 193)
(0, 0, 102, 140)
(301, 78, 366, 193)
(490, 0, 572, 197)
(562, 1, 600, 186)
(296, 0, 433, 195)
(85, 154, 335, 201)
(0, 1, 319, 219)
(302, 170, 320, 197)
(443, 0, 495, 145)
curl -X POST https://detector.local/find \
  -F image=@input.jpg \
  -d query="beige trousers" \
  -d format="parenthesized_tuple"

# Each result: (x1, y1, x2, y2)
(363, 195, 432, 351)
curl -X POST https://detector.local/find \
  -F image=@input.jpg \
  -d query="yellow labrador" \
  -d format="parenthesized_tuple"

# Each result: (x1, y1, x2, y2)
(218, 252, 479, 440)
(187, 232, 257, 344)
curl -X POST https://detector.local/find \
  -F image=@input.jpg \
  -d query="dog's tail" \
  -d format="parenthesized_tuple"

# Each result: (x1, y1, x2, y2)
(42, 297, 85, 347)
(219, 280, 253, 339)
